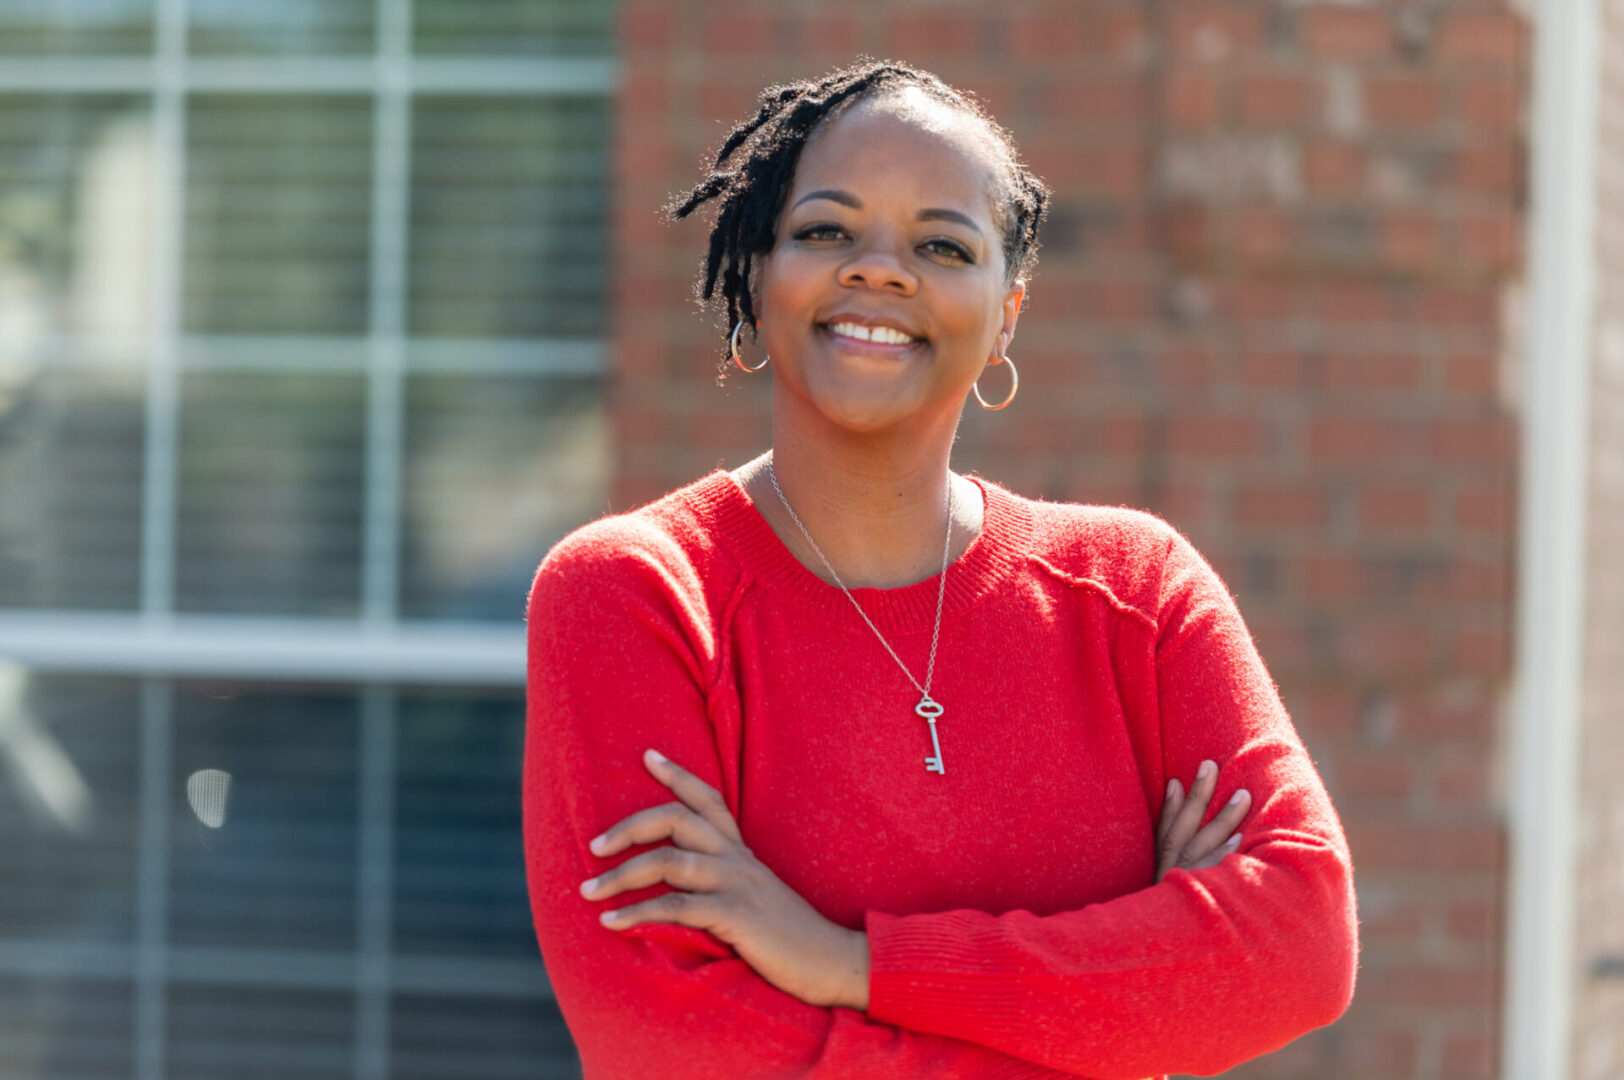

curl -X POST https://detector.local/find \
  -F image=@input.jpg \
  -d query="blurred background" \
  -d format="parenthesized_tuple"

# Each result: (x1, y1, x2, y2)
(0, 0, 1619, 1078)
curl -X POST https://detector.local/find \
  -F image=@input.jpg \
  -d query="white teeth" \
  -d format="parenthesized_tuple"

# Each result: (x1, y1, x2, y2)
(828, 321, 917, 345)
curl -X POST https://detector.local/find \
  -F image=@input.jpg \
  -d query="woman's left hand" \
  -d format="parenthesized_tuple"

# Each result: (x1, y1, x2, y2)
(580, 749, 871, 1011)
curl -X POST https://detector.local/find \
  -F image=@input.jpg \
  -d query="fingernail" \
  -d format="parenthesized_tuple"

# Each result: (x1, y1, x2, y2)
(1166, 779, 1177, 800)
(600, 909, 621, 924)
(579, 877, 600, 897)
(589, 833, 608, 854)
(1198, 760, 1215, 779)
(1229, 788, 1248, 806)
(1226, 834, 1241, 849)
(645, 748, 667, 766)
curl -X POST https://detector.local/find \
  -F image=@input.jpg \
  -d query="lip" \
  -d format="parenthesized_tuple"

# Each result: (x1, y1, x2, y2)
(818, 312, 926, 358)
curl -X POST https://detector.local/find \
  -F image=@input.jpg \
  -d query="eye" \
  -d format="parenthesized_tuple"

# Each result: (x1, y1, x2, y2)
(922, 237, 974, 263)
(793, 223, 847, 243)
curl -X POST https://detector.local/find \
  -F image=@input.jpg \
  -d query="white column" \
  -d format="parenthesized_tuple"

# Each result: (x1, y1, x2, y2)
(1503, 0, 1599, 1077)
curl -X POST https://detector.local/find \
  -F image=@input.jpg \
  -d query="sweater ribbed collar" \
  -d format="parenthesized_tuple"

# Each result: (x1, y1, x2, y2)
(681, 469, 1034, 637)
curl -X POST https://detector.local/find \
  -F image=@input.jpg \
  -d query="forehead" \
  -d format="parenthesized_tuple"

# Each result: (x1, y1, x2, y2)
(788, 90, 1004, 223)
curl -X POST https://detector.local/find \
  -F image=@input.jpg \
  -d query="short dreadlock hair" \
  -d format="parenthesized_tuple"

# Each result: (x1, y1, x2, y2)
(667, 58, 1050, 360)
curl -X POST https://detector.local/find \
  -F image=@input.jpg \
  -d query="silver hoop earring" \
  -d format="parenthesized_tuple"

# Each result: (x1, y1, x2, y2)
(730, 320, 770, 372)
(973, 355, 1019, 411)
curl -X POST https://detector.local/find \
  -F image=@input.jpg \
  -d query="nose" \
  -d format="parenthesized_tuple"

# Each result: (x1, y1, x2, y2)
(836, 235, 917, 295)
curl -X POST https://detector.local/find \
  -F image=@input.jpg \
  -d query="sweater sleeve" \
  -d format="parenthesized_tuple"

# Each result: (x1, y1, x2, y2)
(522, 524, 1091, 1080)
(862, 523, 1360, 1079)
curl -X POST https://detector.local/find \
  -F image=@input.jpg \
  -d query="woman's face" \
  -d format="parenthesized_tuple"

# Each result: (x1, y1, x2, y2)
(754, 91, 1024, 435)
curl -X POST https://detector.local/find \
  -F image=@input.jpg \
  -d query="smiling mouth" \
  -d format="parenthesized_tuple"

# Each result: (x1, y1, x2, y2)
(822, 321, 923, 348)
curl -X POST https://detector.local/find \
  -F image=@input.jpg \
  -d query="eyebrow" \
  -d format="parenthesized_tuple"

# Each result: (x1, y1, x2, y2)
(791, 189, 985, 237)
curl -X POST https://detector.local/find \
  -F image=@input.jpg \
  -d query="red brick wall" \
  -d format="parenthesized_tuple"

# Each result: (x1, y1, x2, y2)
(1575, 0, 1624, 1073)
(612, 3, 1528, 1075)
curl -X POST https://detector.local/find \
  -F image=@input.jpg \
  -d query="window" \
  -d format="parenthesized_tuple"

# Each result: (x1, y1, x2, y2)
(0, 2, 612, 1076)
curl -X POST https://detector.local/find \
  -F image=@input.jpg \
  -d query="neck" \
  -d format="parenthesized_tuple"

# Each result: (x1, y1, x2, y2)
(734, 410, 983, 590)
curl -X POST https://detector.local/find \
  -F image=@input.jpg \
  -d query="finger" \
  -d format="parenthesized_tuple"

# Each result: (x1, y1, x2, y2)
(599, 889, 725, 933)
(644, 749, 744, 844)
(1155, 778, 1184, 852)
(1181, 788, 1251, 863)
(589, 801, 729, 859)
(582, 845, 718, 902)
(1186, 833, 1243, 871)
(1158, 760, 1217, 870)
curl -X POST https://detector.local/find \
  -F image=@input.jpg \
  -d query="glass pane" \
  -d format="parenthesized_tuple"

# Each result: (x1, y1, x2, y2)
(0, 974, 133, 1080)
(0, 1, 152, 55)
(394, 689, 531, 957)
(168, 682, 358, 951)
(0, 94, 155, 342)
(400, 374, 607, 620)
(189, 0, 372, 55)
(167, 984, 353, 1080)
(175, 370, 364, 616)
(0, 366, 145, 610)
(184, 96, 372, 335)
(409, 96, 608, 338)
(392, 993, 580, 1079)
(0, 674, 139, 942)
(413, 0, 611, 57)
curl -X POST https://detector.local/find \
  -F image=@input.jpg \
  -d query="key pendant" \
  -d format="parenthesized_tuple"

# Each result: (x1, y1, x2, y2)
(916, 696, 945, 775)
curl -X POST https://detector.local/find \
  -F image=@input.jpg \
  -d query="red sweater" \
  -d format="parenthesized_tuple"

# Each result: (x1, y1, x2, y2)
(523, 470, 1358, 1079)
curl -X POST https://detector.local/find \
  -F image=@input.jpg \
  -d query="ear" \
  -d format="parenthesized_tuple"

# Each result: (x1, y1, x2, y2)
(991, 279, 1025, 364)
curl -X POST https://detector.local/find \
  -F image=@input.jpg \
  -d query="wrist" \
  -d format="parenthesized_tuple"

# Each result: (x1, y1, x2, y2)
(842, 929, 871, 1011)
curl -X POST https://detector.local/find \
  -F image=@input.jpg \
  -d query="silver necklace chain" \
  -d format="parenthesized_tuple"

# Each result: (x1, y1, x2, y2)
(766, 460, 953, 701)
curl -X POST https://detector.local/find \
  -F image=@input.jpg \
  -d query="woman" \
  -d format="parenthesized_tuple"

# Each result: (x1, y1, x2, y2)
(524, 60, 1358, 1079)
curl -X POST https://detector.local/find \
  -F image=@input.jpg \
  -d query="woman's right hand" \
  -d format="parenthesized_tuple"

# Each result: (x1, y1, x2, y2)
(1155, 759, 1251, 883)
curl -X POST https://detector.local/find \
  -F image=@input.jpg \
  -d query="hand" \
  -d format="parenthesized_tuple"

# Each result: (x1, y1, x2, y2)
(580, 749, 872, 1011)
(1155, 759, 1251, 884)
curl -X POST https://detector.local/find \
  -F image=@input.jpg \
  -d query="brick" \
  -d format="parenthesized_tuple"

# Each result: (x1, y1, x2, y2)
(1458, 209, 1522, 271)
(1446, 898, 1501, 941)
(1359, 485, 1433, 530)
(1010, 10, 1148, 61)
(1451, 627, 1509, 673)
(1168, 1, 1265, 62)
(1436, 759, 1492, 807)
(1455, 483, 1513, 530)
(883, 10, 983, 58)
(1435, 10, 1526, 67)
(1446, 147, 1521, 195)
(1342, 1028, 1420, 1075)
(1235, 208, 1296, 262)
(1443, 1032, 1497, 1076)
(1363, 962, 1499, 1009)
(1237, 72, 1319, 128)
(1155, 201, 1212, 260)
(700, 11, 775, 54)
(1239, 350, 1305, 389)
(1431, 418, 1513, 460)
(1035, 74, 1143, 126)
(1337, 751, 1415, 800)
(1235, 482, 1326, 527)
(1308, 418, 1415, 461)
(1315, 282, 1402, 324)
(1445, 352, 1501, 395)
(1162, 71, 1222, 131)
(1345, 821, 1504, 872)
(1380, 213, 1443, 271)
(1304, 139, 1367, 194)
(1322, 351, 1422, 392)
(1461, 77, 1521, 134)
(1416, 285, 1500, 324)
(1167, 415, 1267, 457)
(1365, 74, 1445, 130)
(622, 5, 672, 52)
(1299, 5, 1393, 60)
